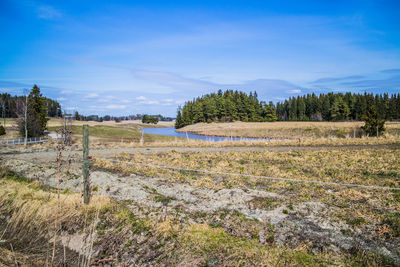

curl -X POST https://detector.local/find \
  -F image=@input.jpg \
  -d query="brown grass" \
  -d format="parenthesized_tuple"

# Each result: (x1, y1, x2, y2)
(178, 121, 400, 139)
(0, 169, 362, 266)
(94, 147, 400, 242)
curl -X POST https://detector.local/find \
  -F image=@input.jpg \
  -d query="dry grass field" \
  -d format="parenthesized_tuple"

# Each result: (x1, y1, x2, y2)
(178, 121, 400, 139)
(1, 119, 400, 265)
(0, 167, 363, 266)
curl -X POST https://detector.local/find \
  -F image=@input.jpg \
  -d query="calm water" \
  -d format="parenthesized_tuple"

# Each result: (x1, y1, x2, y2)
(142, 127, 265, 142)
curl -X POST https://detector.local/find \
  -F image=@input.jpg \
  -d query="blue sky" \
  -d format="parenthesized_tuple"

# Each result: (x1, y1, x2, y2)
(0, 0, 399, 116)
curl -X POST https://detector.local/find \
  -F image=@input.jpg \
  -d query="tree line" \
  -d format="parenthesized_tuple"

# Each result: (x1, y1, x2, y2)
(175, 90, 277, 128)
(0, 92, 62, 119)
(276, 92, 400, 122)
(141, 115, 159, 124)
(73, 112, 172, 123)
(0, 85, 61, 137)
(175, 90, 400, 128)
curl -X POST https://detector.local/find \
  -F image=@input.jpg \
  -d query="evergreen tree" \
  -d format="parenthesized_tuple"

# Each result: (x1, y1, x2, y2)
(74, 111, 81, 121)
(174, 90, 400, 128)
(262, 102, 277, 122)
(18, 85, 49, 137)
(330, 96, 350, 121)
(175, 109, 184, 128)
(361, 106, 385, 137)
(0, 123, 5, 135)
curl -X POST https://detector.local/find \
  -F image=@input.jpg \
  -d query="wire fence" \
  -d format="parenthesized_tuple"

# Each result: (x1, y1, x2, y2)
(102, 158, 400, 191)
(0, 137, 49, 146)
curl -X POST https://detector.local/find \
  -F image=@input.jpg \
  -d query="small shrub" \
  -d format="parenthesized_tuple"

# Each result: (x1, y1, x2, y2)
(383, 213, 400, 237)
(0, 124, 5, 135)
(361, 105, 385, 137)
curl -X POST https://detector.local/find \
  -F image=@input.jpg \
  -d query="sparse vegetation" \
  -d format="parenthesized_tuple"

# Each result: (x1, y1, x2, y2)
(178, 121, 400, 139)
(1, 167, 378, 266)
(1, 119, 400, 266)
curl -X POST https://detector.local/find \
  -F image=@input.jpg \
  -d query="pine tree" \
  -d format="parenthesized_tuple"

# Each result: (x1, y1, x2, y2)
(175, 109, 184, 128)
(330, 96, 350, 121)
(262, 102, 277, 122)
(361, 105, 385, 137)
(18, 85, 49, 137)
(0, 123, 5, 135)
(175, 90, 400, 128)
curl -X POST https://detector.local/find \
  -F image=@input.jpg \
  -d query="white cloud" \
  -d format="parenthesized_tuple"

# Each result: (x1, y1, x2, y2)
(164, 98, 174, 102)
(286, 89, 301, 94)
(105, 105, 127, 109)
(56, 97, 66, 101)
(136, 96, 147, 100)
(84, 93, 99, 99)
(36, 5, 62, 20)
(64, 107, 77, 110)
(139, 100, 159, 105)
(121, 99, 131, 103)
(60, 90, 73, 94)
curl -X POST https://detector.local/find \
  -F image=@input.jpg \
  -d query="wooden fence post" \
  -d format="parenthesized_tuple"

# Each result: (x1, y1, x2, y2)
(140, 129, 144, 145)
(82, 125, 90, 204)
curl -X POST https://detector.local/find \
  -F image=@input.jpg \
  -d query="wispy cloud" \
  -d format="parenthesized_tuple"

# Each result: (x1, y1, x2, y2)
(131, 68, 304, 98)
(310, 75, 365, 84)
(381, 69, 400, 74)
(340, 75, 400, 88)
(64, 107, 77, 111)
(132, 69, 214, 92)
(0, 80, 31, 88)
(84, 93, 99, 99)
(56, 97, 66, 101)
(136, 96, 147, 100)
(105, 104, 127, 109)
(36, 5, 62, 20)
(139, 100, 159, 105)
(286, 89, 301, 94)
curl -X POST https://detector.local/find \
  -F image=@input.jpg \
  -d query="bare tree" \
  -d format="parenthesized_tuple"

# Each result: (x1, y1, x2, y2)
(24, 91, 28, 146)
(0, 96, 6, 127)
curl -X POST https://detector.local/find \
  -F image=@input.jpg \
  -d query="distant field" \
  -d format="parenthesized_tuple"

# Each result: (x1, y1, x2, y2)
(3, 118, 176, 142)
(46, 118, 174, 127)
(178, 121, 400, 139)
(48, 123, 177, 143)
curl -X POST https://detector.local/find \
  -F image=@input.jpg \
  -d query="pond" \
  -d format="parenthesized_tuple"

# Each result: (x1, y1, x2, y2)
(142, 127, 266, 142)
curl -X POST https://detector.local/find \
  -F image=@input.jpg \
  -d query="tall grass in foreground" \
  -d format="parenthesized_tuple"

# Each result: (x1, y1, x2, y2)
(1, 169, 393, 266)
(0, 168, 112, 266)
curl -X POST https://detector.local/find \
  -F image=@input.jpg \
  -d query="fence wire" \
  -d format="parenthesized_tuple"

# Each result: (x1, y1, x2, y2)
(102, 158, 400, 191)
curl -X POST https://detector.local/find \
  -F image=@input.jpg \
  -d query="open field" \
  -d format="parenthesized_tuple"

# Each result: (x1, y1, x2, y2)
(1, 120, 400, 265)
(2, 117, 174, 128)
(178, 121, 400, 139)
(48, 124, 177, 143)
(1, 117, 177, 143)
(1, 169, 373, 266)
(46, 118, 174, 127)
(1, 139, 399, 265)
